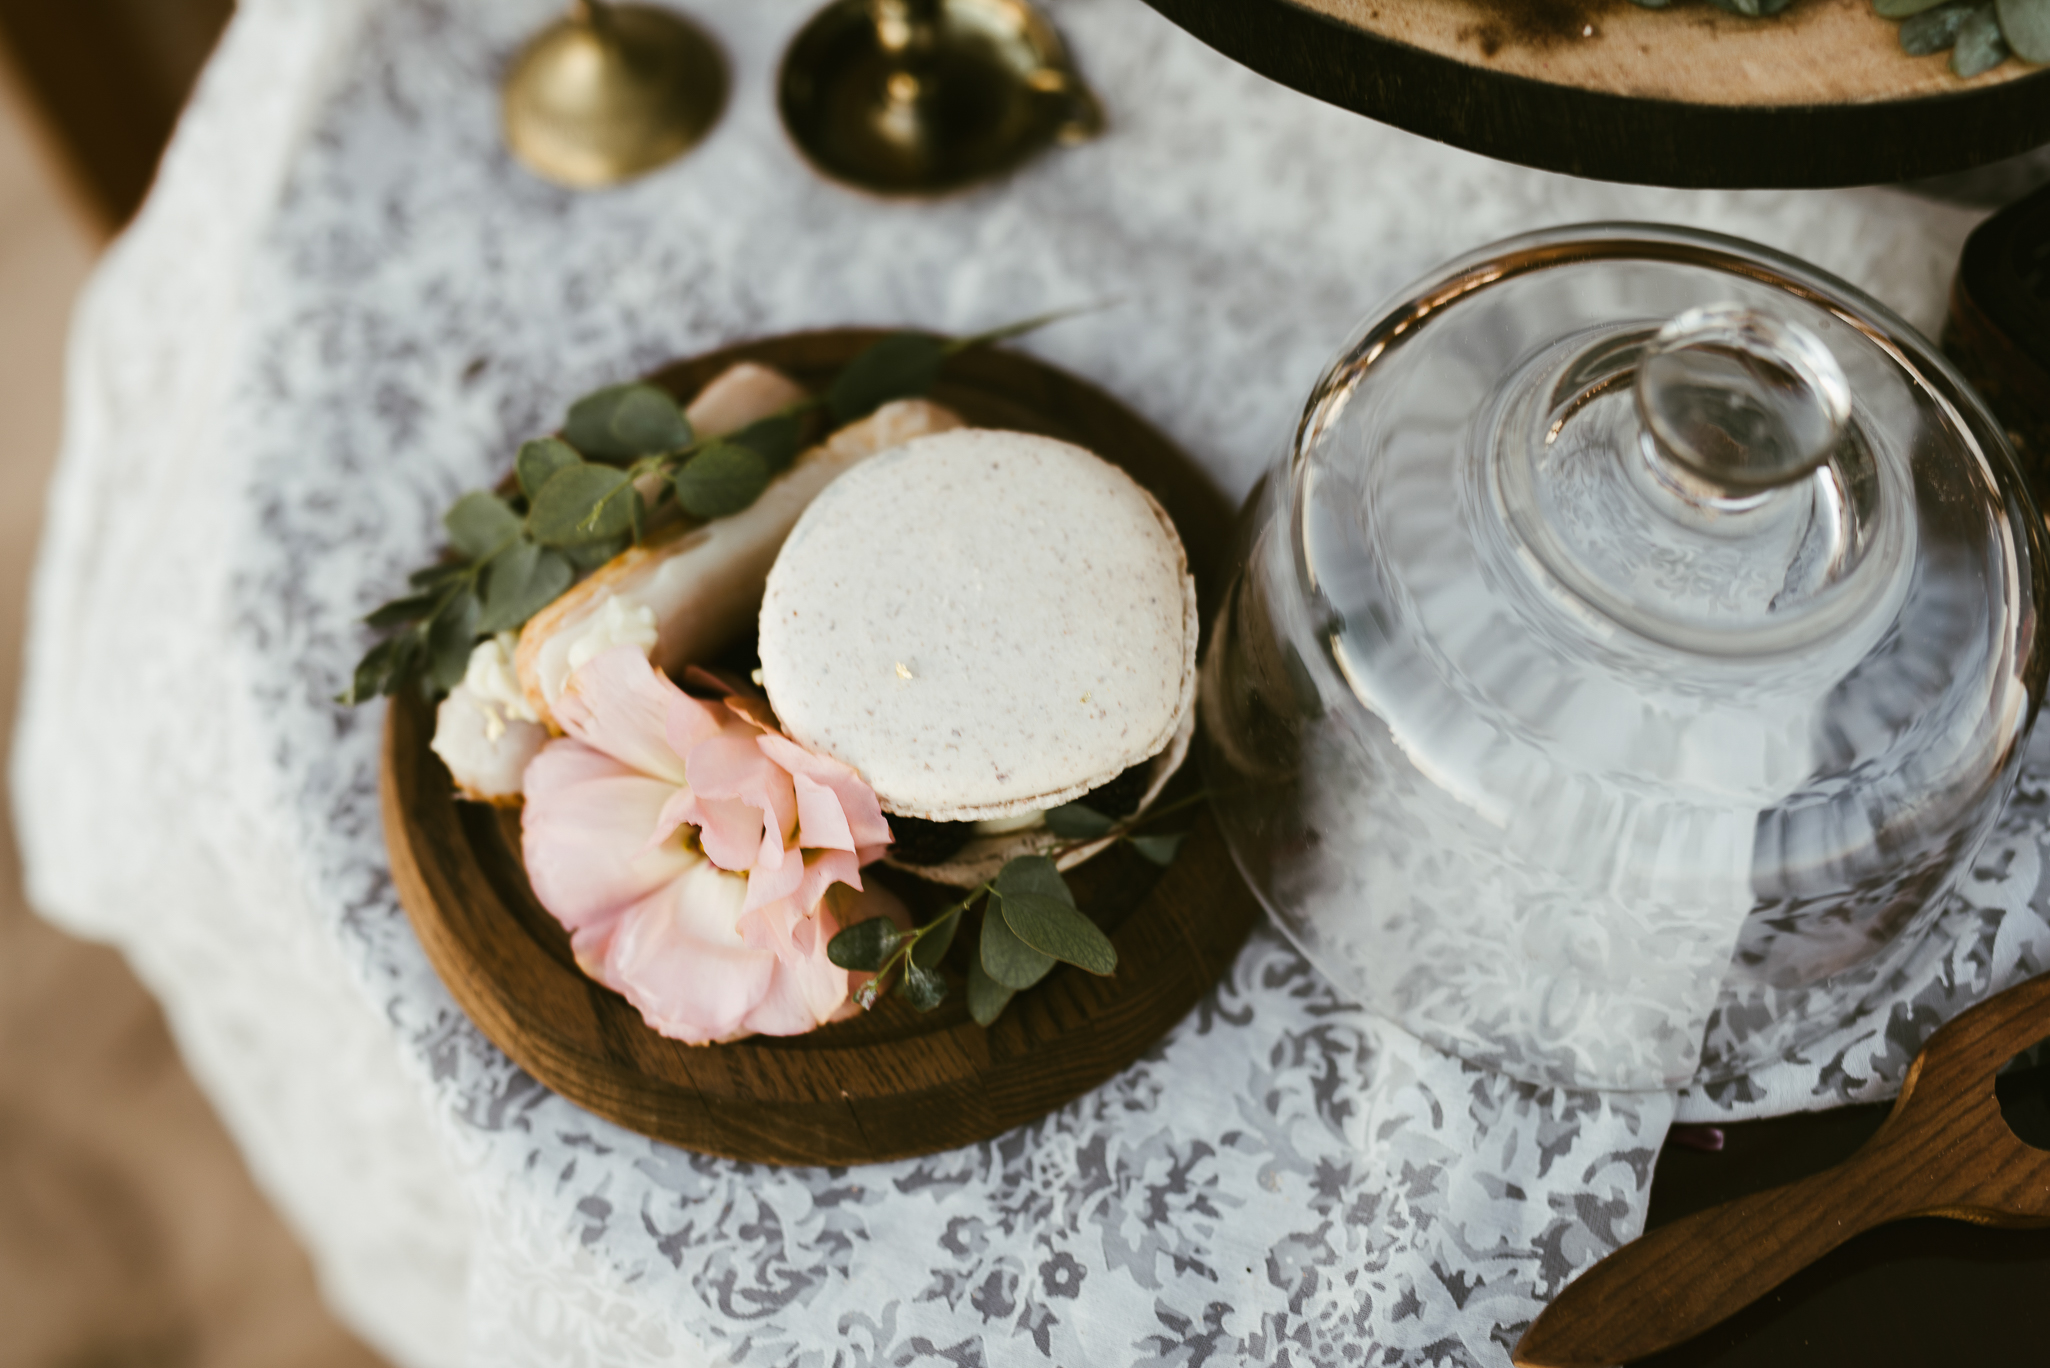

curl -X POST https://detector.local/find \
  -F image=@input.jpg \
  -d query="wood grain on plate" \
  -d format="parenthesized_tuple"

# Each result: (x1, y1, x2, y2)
(381, 330, 1262, 1166)
(1140, 0, 2050, 187)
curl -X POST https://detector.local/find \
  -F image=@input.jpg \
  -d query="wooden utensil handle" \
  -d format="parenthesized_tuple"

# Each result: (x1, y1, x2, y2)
(1513, 1157, 1907, 1368)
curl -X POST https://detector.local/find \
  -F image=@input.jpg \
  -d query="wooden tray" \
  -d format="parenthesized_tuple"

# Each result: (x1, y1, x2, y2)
(381, 330, 1262, 1165)
(1634, 1074, 2050, 1365)
(1140, 0, 2050, 188)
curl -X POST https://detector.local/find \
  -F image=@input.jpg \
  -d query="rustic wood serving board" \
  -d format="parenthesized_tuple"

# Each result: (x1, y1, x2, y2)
(381, 330, 1262, 1166)
(1140, 0, 2050, 188)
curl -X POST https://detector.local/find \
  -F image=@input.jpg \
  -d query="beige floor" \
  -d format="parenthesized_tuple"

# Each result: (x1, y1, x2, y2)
(0, 72, 390, 1368)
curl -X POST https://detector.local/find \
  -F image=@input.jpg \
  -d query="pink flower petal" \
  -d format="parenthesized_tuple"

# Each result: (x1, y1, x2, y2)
(688, 731, 799, 842)
(663, 687, 731, 762)
(604, 863, 772, 1044)
(790, 772, 856, 853)
(756, 732, 892, 850)
(693, 795, 766, 872)
(741, 836, 806, 917)
(521, 740, 698, 931)
(554, 647, 690, 786)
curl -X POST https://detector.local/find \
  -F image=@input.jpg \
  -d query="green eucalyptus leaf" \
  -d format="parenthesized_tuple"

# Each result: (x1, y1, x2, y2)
(341, 636, 401, 705)
(828, 916, 904, 972)
(999, 891, 1117, 976)
(408, 561, 469, 589)
(1951, 2, 2008, 72)
(444, 491, 522, 559)
(1128, 832, 1189, 867)
(563, 535, 630, 571)
(966, 951, 1014, 1026)
(528, 464, 637, 545)
(1044, 802, 1115, 839)
(517, 437, 583, 500)
(479, 539, 574, 634)
(364, 589, 447, 631)
(980, 894, 1057, 990)
(1999, 0, 2050, 62)
(385, 631, 424, 698)
(992, 854, 1077, 908)
(725, 412, 803, 470)
(673, 442, 770, 519)
(911, 906, 961, 970)
(426, 590, 482, 694)
(944, 304, 1094, 356)
(1902, 0, 1972, 52)
(899, 962, 949, 1012)
(828, 331, 947, 423)
(564, 383, 692, 462)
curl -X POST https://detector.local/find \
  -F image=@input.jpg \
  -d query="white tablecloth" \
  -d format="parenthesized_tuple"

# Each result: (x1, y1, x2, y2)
(16, 2, 2049, 1365)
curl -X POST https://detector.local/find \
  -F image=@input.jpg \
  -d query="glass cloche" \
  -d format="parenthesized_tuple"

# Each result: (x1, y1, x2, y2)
(1201, 225, 2046, 1092)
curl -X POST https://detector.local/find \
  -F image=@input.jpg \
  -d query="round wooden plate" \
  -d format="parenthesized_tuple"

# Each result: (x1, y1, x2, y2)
(1141, 0, 2050, 189)
(380, 330, 1262, 1166)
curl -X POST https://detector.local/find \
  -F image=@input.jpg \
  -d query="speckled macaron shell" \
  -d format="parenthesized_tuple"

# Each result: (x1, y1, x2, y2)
(758, 428, 1198, 822)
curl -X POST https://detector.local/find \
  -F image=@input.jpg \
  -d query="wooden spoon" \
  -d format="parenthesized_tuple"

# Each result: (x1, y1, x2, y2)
(1513, 972, 2050, 1368)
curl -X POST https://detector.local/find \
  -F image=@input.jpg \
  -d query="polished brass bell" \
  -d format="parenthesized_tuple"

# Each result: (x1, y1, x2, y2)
(779, 0, 1102, 196)
(503, 1, 727, 189)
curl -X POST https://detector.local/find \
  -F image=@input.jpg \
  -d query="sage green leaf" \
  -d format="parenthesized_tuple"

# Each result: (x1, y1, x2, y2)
(899, 963, 948, 1012)
(1952, 2, 2008, 72)
(1876, 0, 1951, 16)
(673, 442, 770, 518)
(386, 632, 424, 699)
(911, 907, 961, 969)
(1999, 0, 2050, 61)
(966, 951, 1014, 1026)
(444, 491, 522, 559)
(364, 589, 446, 631)
(999, 891, 1117, 976)
(479, 540, 574, 633)
(1128, 832, 1189, 867)
(726, 412, 803, 470)
(564, 383, 691, 462)
(517, 437, 583, 500)
(946, 303, 1097, 356)
(828, 331, 947, 423)
(528, 463, 636, 545)
(980, 895, 1057, 990)
(992, 854, 1077, 908)
(828, 916, 904, 972)
(1902, 0, 1972, 51)
(426, 590, 481, 694)
(408, 561, 468, 589)
(1044, 802, 1115, 839)
(564, 534, 629, 571)
(341, 636, 401, 706)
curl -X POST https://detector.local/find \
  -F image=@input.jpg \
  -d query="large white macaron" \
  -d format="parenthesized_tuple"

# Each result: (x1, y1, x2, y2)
(758, 428, 1198, 822)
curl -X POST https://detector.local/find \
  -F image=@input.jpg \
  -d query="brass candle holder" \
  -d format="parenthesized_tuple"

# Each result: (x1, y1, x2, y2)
(778, 0, 1102, 196)
(503, 1, 727, 189)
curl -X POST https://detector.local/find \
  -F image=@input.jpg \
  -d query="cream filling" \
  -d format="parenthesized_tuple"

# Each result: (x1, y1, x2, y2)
(462, 632, 539, 741)
(972, 810, 1045, 836)
(564, 596, 659, 679)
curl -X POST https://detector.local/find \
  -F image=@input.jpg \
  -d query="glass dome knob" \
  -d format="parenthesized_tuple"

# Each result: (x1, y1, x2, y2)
(1635, 305, 1853, 495)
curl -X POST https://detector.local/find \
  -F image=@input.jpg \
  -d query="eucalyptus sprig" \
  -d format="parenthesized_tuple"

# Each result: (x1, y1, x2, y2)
(827, 790, 1205, 1027)
(340, 306, 1094, 705)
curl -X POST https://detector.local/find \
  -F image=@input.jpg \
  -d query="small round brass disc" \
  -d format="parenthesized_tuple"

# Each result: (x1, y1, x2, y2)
(778, 0, 1103, 196)
(504, 2, 728, 189)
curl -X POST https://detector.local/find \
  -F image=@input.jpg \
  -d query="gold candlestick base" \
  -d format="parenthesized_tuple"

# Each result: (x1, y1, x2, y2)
(504, 2, 727, 189)
(778, 0, 1102, 197)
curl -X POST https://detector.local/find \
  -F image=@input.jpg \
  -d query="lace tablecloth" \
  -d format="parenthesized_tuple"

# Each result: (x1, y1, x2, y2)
(16, 1, 2048, 1365)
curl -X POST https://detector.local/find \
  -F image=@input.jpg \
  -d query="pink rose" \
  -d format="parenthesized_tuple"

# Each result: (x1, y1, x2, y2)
(520, 645, 900, 1043)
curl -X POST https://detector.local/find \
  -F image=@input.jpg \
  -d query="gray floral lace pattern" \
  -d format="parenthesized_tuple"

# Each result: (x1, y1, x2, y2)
(13, 0, 2043, 1365)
